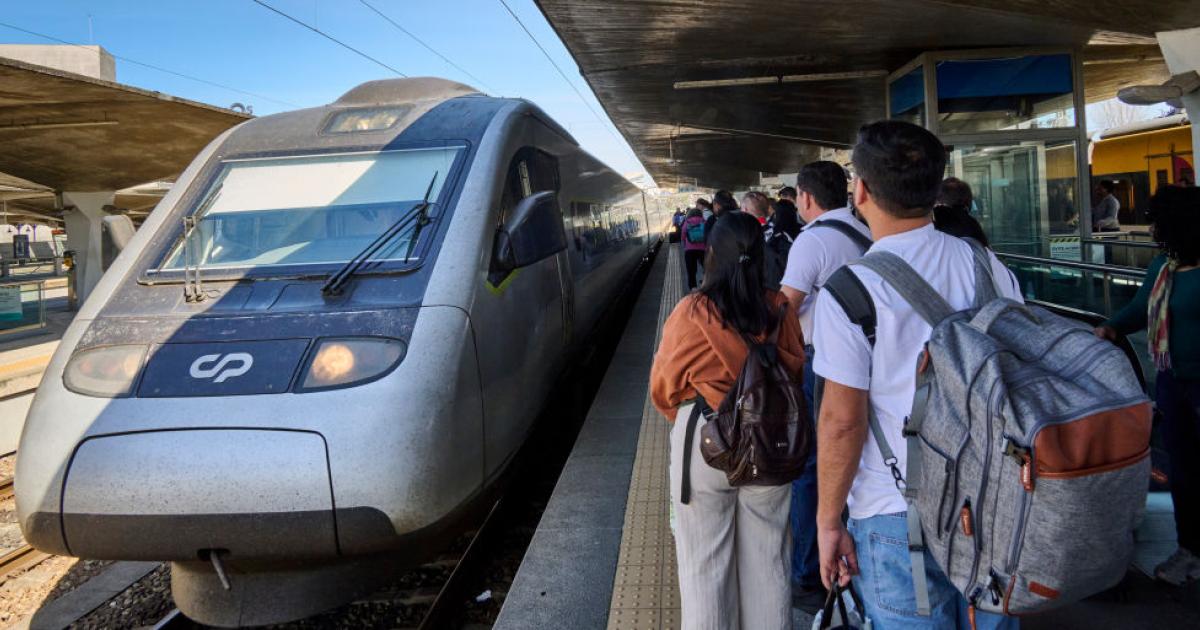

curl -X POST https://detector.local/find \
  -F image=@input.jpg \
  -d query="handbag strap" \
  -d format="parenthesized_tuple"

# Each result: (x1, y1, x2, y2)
(819, 583, 860, 629)
(819, 584, 839, 630)
(680, 401, 705, 505)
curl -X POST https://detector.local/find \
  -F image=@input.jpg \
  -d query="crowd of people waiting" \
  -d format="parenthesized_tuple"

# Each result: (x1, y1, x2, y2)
(651, 119, 1199, 629)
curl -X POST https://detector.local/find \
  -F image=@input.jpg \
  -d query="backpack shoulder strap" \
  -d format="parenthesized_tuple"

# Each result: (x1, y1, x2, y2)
(809, 219, 873, 252)
(855, 251, 954, 326)
(962, 237, 999, 307)
(822, 266, 876, 347)
(822, 262, 936, 617)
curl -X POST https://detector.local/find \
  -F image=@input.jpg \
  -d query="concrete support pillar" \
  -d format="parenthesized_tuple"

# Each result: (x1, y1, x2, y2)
(1158, 28, 1200, 171)
(61, 191, 114, 307)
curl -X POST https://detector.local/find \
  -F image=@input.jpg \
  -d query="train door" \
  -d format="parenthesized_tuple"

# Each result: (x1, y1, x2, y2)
(479, 146, 570, 476)
(513, 148, 574, 344)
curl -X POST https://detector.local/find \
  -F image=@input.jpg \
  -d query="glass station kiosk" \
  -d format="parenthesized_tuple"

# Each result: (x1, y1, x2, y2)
(888, 49, 1092, 259)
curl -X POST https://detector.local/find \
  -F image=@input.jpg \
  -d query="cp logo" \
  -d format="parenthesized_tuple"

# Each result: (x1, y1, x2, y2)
(189, 352, 254, 383)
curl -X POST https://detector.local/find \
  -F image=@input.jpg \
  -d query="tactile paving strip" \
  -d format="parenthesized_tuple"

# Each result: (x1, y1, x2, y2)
(607, 246, 685, 630)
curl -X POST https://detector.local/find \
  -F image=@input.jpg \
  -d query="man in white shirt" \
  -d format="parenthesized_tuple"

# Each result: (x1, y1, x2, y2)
(812, 121, 1021, 629)
(778, 160, 872, 611)
(1092, 180, 1121, 232)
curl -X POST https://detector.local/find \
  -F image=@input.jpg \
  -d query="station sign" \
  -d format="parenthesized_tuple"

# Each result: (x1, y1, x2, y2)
(0, 286, 22, 321)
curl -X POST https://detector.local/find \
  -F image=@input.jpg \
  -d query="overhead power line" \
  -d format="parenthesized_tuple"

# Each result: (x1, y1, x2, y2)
(250, 0, 407, 78)
(495, 0, 625, 147)
(0, 20, 298, 108)
(356, 0, 494, 92)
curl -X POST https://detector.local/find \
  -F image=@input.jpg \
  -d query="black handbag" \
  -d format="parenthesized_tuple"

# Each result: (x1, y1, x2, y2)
(818, 582, 868, 630)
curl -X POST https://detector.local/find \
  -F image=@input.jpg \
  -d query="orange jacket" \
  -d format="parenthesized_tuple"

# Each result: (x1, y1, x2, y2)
(650, 291, 805, 420)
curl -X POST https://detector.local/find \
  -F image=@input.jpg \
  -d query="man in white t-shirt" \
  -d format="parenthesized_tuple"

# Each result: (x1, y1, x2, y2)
(812, 121, 1021, 629)
(778, 160, 872, 611)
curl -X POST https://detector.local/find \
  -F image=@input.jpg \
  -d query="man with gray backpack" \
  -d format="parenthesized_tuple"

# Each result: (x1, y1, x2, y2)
(812, 121, 1151, 629)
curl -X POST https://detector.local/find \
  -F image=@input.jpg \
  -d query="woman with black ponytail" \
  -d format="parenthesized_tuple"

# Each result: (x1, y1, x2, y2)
(651, 211, 806, 629)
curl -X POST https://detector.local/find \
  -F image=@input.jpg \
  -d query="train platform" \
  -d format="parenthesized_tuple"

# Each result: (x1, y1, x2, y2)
(495, 245, 1200, 630)
(0, 288, 73, 456)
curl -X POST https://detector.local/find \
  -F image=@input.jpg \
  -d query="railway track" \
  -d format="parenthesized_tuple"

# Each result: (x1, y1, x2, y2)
(152, 497, 508, 629)
(0, 475, 52, 580)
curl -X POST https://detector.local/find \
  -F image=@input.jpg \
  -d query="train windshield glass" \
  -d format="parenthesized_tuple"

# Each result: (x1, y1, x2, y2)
(158, 147, 461, 272)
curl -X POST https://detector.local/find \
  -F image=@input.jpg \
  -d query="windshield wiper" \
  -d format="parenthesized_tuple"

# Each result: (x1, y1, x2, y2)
(321, 171, 438, 296)
(180, 183, 223, 302)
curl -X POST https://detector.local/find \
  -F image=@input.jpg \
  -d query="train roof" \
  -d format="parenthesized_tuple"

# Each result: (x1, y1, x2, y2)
(1096, 113, 1190, 140)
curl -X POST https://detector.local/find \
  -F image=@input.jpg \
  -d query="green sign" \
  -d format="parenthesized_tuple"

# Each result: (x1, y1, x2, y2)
(0, 286, 22, 321)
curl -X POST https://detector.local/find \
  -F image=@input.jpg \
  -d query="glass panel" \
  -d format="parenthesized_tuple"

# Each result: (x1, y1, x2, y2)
(949, 141, 1070, 256)
(323, 106, 412, 133)
(0, 282, 46, 335)
(889, 65, 924, 125)
(1044, 141, 1079, 238)
(159, 147, 461, 271)
(936, 54, 1075, 134)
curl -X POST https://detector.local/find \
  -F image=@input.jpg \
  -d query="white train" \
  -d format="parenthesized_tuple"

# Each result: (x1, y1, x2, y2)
(16, 78, 667, 625)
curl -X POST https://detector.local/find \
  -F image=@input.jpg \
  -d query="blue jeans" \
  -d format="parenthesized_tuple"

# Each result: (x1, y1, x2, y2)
(790, 345, 819, 589)
(847, 513, 1018, 629)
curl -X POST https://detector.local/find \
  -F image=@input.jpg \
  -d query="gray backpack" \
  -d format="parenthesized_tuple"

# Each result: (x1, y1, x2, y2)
(824, 239, 1152, 618)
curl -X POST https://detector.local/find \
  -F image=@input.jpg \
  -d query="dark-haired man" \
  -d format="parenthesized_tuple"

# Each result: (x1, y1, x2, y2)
(778, 160, 872, 611)
(812, 121, 1020, 629)
(765, 186, 799, 241)
(705, 189, 738, 239)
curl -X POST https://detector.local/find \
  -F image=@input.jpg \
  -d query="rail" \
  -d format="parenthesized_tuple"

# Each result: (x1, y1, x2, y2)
(995, 252, 1146, 316)
(995, 252, 1145, 278)
(0, 476, 52, 579)
(1082, 238, 1160, 250)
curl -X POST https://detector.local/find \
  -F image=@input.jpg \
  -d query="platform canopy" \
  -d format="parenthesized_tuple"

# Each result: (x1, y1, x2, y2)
(0, 56, 250, 222)
(536, 0, 1199, 189)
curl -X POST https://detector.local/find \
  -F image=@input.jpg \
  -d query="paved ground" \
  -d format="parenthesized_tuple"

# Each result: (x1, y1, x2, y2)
(0, 296, 74, 455)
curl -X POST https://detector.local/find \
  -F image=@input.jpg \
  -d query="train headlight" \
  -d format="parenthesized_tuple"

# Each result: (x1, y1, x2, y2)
(63, 344, 147, 397)
(299, 338, 406, 391)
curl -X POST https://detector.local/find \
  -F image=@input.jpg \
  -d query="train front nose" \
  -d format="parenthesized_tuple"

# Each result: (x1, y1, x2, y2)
(53, 428, 337, 561)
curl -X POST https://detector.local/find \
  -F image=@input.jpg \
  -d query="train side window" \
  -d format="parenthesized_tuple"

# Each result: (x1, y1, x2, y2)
(498, 148, 560, 225)
(491, 148, 563, 284)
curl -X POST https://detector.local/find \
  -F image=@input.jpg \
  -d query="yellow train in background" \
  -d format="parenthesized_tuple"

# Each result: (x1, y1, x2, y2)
(1091, 114, 1193, 225)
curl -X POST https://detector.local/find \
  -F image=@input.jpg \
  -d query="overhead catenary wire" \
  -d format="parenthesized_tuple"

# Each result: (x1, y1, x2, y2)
(250, 0, 407, 78)
(0, 20, 299, 108)
(356, 0, 494, 93)
(495, 0, 625, 148)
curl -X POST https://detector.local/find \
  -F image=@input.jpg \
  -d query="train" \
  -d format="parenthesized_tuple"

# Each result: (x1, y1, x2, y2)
(15, 77, 669, 626)
(1091, 113, 1193, 225)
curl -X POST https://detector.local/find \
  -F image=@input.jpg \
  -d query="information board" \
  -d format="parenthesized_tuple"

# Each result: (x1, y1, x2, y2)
(0, 286, 22, 321)
(12, 235, 29, 260)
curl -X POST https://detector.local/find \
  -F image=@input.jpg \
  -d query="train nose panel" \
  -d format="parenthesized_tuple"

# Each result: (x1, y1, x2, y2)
(61, 429, 337, 561)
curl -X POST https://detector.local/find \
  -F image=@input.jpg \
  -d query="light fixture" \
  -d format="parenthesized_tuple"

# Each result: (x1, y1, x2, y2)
(63, 344, 147, 397)
(299, 337, 406, 390)
(673, 70, 887, 90)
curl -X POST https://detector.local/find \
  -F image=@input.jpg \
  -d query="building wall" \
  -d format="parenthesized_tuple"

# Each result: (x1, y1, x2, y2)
(0, 44, 116, 81)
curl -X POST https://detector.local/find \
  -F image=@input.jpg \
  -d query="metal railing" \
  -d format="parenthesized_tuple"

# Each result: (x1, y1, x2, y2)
(1081, 238, 1159, 250)
(995, 252, 1145, 316)
(0, 279, 47, 337)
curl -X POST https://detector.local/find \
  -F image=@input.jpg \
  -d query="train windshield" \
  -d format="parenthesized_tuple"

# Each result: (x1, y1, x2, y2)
(158, 147, 461, 272)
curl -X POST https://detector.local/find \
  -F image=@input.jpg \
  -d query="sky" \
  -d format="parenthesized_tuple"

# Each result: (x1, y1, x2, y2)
(0, 0, 649, 179)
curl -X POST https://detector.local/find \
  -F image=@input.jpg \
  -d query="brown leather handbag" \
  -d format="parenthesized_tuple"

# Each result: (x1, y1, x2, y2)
(680, 306, 811, 503)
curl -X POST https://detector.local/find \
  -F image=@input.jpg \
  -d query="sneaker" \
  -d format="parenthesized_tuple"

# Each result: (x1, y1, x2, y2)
(791, 583, 828, 614)
(1154, 547, 1200, 585)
